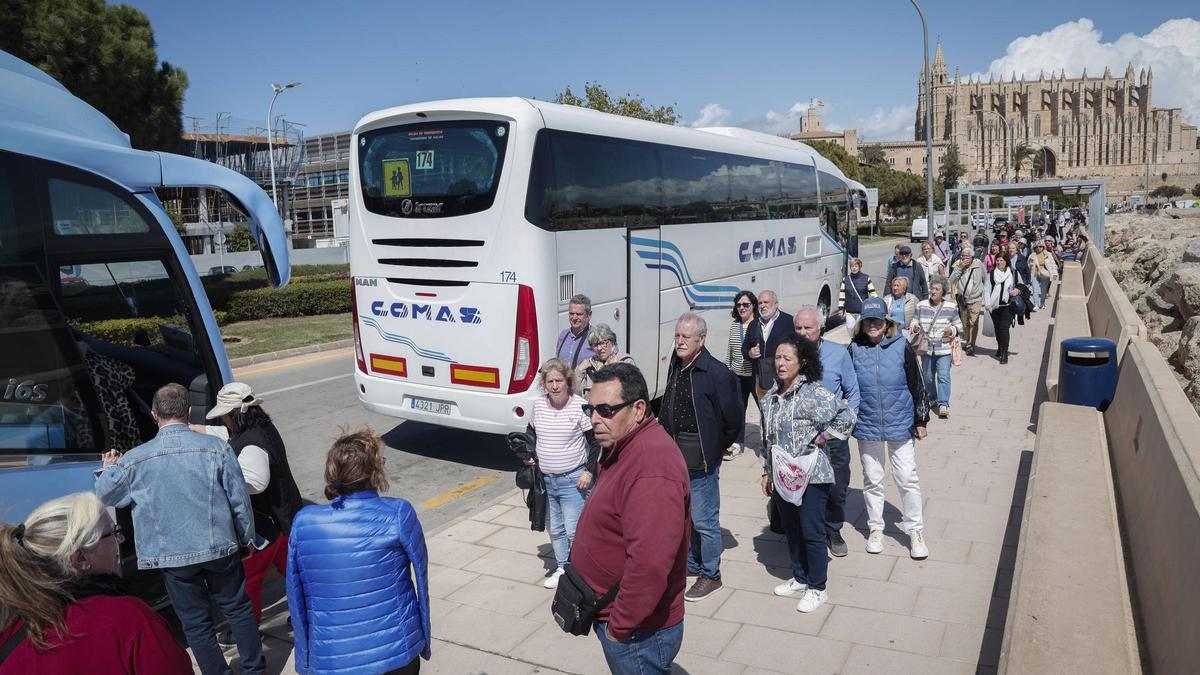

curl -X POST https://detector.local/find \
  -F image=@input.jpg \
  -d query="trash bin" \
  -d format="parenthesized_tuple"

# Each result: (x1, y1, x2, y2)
(1057, 337, 1118, 410)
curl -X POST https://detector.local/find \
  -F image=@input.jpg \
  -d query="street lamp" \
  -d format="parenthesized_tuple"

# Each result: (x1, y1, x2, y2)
(979, 109, 1011, 183)
(267, 81, 301, 213)
(910, 0, 935, 242)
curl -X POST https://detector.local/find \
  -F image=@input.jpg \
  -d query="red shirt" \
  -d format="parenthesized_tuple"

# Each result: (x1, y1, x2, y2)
(570, 415, 690, 640)
(0, 595, 191, 674)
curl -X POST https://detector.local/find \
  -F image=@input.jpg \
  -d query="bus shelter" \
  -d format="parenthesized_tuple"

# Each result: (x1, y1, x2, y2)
(944, 179, 1106, 250)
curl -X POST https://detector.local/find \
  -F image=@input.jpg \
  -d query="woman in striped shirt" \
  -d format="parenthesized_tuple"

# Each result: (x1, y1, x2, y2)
(527, 358, 599, 589)
(725, 290, 758, 460)
(909, 278, 963, 419)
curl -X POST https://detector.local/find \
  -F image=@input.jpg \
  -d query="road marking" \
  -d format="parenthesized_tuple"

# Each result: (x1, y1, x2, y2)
(257, 374, 354, 398)
(234, 349, 351, 377)
(419, 475, 499, 510)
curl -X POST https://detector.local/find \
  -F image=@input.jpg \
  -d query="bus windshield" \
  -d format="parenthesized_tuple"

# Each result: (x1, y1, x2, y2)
(358, 120, 509, 218)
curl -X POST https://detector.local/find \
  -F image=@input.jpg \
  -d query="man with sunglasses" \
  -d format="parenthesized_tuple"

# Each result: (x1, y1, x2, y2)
(571, 363, 690, 674)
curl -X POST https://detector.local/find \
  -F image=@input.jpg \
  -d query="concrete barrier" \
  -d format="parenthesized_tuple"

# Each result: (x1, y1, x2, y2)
(999, 402, 1140, 674)
(1087, 265, 1145, 362)
(1045, 296, 1089, 402)
(1059, 260, 1085, 298)
(1104, 338, 1200, 674)
(1082, 243, 1106, 296)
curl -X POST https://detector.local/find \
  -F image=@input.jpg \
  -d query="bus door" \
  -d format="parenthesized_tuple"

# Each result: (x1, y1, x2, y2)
(625, 227, 661, 395)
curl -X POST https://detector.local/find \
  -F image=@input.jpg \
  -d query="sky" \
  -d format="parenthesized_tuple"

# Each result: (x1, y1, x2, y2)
(126, 0, 1199, 140)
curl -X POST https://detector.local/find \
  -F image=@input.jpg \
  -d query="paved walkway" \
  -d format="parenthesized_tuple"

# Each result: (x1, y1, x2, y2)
(211, 305, 1052, 674)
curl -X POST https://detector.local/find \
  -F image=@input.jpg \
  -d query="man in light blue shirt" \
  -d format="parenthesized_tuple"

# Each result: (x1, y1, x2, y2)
(794, 308, 861, 558)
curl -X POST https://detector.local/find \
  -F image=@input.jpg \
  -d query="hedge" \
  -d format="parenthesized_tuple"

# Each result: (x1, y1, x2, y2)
(225, 280, 350, 322)
(73, 312, 227, 347)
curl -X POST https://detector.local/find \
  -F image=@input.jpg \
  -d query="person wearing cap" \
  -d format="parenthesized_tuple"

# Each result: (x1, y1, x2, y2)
(847, 298, 931, 559)
(1030, 240, 1058, 310)
(192, 382, 303, 631)
(933, 232, 951, 261)
(885, 245, 929, 301)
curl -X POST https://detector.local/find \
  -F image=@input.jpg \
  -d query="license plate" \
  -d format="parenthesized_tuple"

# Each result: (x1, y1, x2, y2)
(410, 397, 451, 416)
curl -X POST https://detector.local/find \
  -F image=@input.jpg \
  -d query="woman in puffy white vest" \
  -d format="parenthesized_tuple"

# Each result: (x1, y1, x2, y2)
(848, 298, 931, 561)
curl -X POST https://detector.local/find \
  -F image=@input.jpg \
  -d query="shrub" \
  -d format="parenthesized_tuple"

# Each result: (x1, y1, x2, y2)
(225, 280, 351, 322)
(72, 312, 227, 347)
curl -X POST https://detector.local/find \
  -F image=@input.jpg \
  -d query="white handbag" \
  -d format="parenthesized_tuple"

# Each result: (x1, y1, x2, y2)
(981, 309, 996, 338)
(770, 444, 819, 506)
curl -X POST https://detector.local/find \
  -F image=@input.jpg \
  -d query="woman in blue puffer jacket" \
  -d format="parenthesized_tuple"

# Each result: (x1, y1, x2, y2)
(848, 297, 931, 562)
(286, 429, 430, 675)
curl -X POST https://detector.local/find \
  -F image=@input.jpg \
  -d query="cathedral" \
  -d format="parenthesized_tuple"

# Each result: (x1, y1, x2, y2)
(870, 43, 1199, 202)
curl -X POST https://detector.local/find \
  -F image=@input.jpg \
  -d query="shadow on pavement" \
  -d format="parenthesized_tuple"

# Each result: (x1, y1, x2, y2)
(977, 448, 1032, 669)
(381, 422, 515, 472)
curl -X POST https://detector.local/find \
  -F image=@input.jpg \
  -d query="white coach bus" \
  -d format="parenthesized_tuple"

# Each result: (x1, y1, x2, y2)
(349, 98, 866, 434)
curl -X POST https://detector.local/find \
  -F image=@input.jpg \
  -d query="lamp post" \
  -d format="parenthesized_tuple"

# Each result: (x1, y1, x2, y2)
(267, 81, 301, 214)
(910, 0, 935, 242)
(980, 109, 1010, 183)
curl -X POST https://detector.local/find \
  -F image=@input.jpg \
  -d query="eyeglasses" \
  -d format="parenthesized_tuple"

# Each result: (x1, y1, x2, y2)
(99, 525, 124, 541)
(582, 400, 635, 419)
(735, 302, 753, 308)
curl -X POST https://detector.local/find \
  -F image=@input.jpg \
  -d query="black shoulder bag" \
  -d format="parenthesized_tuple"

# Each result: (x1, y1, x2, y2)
(551, 563, 620, 636)
(0, 623, 28, 666)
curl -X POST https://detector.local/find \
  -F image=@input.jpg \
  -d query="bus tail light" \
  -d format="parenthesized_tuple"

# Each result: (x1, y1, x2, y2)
(350, 280, 367, 374)
(507, 284, 539, 394)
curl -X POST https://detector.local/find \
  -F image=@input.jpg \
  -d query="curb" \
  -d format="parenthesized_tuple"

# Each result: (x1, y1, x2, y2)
(229, 339, 354, 369)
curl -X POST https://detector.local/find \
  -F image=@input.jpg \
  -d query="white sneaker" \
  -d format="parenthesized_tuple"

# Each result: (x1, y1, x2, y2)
(909, 528, 929, 560)
(773, 578, 807, 596)
(543, 567, 565, 589)
(866, 529, 884, 554)
(796, 588, 828, 613)
(723, 443, 744, 461)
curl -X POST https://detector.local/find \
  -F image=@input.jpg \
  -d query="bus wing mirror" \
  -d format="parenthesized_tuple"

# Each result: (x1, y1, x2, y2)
(156, 153, 291, 288)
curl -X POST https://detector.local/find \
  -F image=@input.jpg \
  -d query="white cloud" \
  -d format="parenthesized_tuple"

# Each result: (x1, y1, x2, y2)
(848, 104, 916, 141)
(735, 99, 819, 135)
(689, 102, 732, 128)
(974, 17, 1200, 124)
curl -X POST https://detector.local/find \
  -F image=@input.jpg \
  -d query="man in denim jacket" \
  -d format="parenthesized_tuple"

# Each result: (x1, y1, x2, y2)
(95, 383, 265, 675)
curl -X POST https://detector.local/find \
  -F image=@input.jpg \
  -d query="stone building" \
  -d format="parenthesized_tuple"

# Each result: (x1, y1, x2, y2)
(868, 43, 1200, 202)
(787, 101, 858, 157)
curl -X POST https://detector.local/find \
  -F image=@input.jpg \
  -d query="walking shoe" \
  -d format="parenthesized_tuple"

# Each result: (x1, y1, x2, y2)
(828, 530, 848, 557)
(999, 353, 1009, 365)
(909, 528, 929, 560)
(866, 529, 884, 554)
(543, 567, 565, 589)
(965, 344, 975, 356)
(723, 443, 744, 461)
(215, 629, 236, 650)
(937, 404, 949, 419)
(773, 578, 807, 596)
(795, 588, 828, 613)
(684, 576, 723, 602)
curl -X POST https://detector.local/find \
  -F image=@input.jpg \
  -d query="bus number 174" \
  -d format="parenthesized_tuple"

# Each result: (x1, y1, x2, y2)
(500, 271, 517, 283)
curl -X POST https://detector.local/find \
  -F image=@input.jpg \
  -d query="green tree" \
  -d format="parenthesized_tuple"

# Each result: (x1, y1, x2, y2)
(225, 224, 256, 252)
(937, 143, 965, 190)
(858, 144, 887, 166)
(1192, 183, 1200, 198)
(804, 140, 862, 182)
(1010, 143, 1036, 182)
(554, 83, 679, 125)
(1150, 185, 1185, 202)
(0, 0, 188, 151)
(1161, 172, 1169, 184)
(166, 208, 187, 237)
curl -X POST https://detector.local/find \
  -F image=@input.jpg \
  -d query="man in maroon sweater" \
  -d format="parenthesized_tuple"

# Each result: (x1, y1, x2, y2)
(572, 363, 690, 674)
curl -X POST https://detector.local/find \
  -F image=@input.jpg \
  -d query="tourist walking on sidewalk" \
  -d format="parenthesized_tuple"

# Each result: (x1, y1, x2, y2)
(192, 382, 303, 630)
(948, 245, 986, 356)
(744, 290, 795, 400)
(884, 277, 919, 341)
(0, 493, 191, 674)
(725, 290, 759, 460)
(917, 241, 947, 282)
(287, 429, 430, 675)
(529, 358, 598, 589)
(94, 383, 264, 675)
(793, 308, 860, 558)
(886, 245, 929, 300)
(849, 299, 931, 559)
(910, 279, 962, 419)
(661, 313, 741, 602)
(573, 364, 689, 674)
(985, 254, 1019, 364)
(759, 337, 856, 612)
(576, 324, 636, 399)
(1030, 241, 1058, 310)
(837, 258, 877, 332)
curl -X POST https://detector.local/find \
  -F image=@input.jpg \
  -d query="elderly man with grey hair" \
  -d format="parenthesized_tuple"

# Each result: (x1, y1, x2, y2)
(947, 245, 986, 356)
(556, 293, 595, 368)
(575, 323, 636, 398)
(660, 312, 742, 603)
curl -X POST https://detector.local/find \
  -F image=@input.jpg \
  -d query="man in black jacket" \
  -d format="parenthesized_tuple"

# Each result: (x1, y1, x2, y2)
(885, 245, 929, 300)
(661, 312, 741, 603)
(741, 290, 795, 400)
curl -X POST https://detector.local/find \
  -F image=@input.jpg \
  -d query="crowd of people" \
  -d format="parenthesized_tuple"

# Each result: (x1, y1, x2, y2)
(0, 230, 1070, 673)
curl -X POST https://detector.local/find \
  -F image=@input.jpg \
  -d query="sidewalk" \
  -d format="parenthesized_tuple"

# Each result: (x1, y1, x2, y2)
(216, 305, 1051, 674)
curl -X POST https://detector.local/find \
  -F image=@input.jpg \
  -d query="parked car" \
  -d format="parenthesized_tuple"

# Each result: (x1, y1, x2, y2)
(241, 264, 263, 271)
(207, 265, 238, 275)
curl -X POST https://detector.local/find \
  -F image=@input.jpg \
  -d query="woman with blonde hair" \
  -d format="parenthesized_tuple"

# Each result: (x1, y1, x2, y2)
(286, 429, 431, 675)
(0, 492, 190, 673)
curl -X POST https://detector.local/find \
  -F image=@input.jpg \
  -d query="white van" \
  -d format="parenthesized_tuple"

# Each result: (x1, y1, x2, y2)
(911, 218, 929, 242)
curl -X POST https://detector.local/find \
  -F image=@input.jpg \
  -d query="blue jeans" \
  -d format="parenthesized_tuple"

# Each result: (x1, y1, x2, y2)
(162, 552, 265, 675)
(1034, 276, 1051, 308)
(773, 484, 831, 591)
(688, 465, 721, 579)
(544, 465, 589, 568)
(824, 438, 851, 535)
(595, 620, 684, 674)
(922, 353, 952, 407)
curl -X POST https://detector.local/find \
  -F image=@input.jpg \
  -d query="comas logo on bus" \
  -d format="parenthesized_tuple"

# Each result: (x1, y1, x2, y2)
(370, 301, 482, 324)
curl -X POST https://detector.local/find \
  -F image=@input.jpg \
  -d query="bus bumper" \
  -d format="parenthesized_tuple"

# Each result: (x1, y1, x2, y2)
(354, 372, 537, 436)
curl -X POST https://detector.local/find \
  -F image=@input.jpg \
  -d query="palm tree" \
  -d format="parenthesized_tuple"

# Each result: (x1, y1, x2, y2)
(1010, 143, 1036, 183)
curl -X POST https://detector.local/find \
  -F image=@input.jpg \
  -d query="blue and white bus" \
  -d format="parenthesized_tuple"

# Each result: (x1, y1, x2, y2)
(348, 98, 866, 435)
(0, 50, 290, 602)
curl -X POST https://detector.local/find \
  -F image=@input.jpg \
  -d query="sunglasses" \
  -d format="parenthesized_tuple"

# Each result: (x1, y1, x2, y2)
(99, 525, 124, 541)
(582, 400, 634, 419)
(735, 302, 753, 308)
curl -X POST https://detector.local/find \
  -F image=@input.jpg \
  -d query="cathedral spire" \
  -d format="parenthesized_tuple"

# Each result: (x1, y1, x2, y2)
(1103, 66, 1111, 79)
(1125, 62, 1135, 80)
(933, 40, 945, 68)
